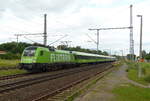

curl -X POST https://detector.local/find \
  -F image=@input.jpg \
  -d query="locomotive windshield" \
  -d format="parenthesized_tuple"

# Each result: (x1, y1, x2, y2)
(23, 46, 37, 56)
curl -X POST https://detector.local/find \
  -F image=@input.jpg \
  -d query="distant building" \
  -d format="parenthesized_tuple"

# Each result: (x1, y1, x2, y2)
(0, 51, 7, 54)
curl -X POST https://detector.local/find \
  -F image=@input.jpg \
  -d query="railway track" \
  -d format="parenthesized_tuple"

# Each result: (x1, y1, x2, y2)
(0, 64, 110, 94)
(0, 63, 114, 101)
(0, 67, 17, 70)
(0, 63, 106, 81)
(0, 73, 30, 80)
(25, 63, 114, 101)
(47, 66, 114, 101)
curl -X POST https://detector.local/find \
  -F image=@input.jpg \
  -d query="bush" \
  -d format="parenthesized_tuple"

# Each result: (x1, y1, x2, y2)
(126, 69, 129, 72)
(141, 68, 146, 75)
(144, 75, 150, 83)
(0, 52, 21, 59)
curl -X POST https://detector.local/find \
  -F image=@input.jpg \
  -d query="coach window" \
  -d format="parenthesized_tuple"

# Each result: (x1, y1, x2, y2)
(40, 51, 44, 56)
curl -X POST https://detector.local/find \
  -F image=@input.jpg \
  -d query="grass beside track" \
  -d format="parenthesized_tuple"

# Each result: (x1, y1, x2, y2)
(112, 83, 150, 101)
(66, 75, 101, 101)
(0, 69, 27, 76)
(112, 61, 123, 67)
(0, 59, 20, 68)
(65, 64, 118, 101)
(126, 61, 150, 85)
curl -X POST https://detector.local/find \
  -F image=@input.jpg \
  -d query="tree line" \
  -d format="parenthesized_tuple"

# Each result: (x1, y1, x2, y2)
(0, 42, 109, 59)
(57, 45, 109, 55)
(0, 42, 32, 59)
(126, 50, 150, 61)
(141, 50, 150, 60)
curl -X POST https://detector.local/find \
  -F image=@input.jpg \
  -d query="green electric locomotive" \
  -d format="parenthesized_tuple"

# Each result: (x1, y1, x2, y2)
(19, 46, 116, 72)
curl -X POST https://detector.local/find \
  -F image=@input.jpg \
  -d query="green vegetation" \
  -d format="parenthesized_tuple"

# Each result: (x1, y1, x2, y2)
(0, 42, 32, 59)
(66, 76, 101, 101)
(0, 59, 20, 67)
(141, 50, 150, 60)
(0, 69, 27, 76)
(0, 52, 21, 59)
(112, 61, 123, 67)
(0, 42, 32, 54)
(126, 61, 150, 85)
(126, 50, 150, 61)
(126, 54, 136, 60)
(57, 45, 109, 55)
(0, 42, 109, 60)
(112, 83, 150, 101)
(65, 68, 114, 101)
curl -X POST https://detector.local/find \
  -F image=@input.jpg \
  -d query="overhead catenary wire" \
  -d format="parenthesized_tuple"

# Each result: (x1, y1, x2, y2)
(86, 33, 97, 44)
(88, 26, 132, 53)
(48, 34, 68, 46)
(14, 33, 43, 44)
(23, 36, 42, 44)
(13, 14, 48, 46)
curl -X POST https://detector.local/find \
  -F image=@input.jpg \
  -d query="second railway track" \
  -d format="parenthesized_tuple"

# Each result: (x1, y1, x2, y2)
(0, 63, 114, 101)
(29, 64, 114, 101)
(0, 73, 30, 80)
(0, 63, 109, 94)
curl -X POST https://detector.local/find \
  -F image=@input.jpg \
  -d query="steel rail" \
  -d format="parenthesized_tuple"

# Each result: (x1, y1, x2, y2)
(28, 64, 114, 101)
(0, 63, 110, 94)
(0, 73, 29, 80)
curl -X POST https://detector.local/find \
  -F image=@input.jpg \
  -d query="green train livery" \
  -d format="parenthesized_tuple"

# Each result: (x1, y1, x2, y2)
(19, 46, 116, 72)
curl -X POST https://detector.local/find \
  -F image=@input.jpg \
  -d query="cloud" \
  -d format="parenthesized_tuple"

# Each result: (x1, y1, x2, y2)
(0, 0, 81, 20)
(0, 0, 149, 56)
(90, 0, 119, 5)
(0, 0, 116, 18)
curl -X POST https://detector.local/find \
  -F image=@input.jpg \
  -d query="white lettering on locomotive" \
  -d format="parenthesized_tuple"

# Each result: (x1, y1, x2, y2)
(50, 54, 71, 62)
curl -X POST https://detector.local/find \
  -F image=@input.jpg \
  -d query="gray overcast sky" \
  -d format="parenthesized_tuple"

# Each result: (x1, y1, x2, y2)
(0, 0, 149, 56)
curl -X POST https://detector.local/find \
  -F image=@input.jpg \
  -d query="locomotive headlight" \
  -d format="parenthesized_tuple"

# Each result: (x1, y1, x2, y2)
(33, 59, 36, 63)
(21, 59, 23, 62)
(32, 59, 36, 63)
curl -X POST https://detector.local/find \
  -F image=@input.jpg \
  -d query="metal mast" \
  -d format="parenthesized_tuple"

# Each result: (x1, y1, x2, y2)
(88, 29, 100, 53)
(44, 14, 47, 46)
(130, 5, 134, 59)
(137, 15, 143, 59)
(88, 27, 131, 53)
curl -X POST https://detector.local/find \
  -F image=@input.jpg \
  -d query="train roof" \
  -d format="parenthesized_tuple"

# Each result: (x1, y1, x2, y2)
(55, 49, 115, 59)
(24, 46, 116, 59)
(51, 48, 116, 59)
(72, 51, 116, 59)
(55, 49, 71, 54)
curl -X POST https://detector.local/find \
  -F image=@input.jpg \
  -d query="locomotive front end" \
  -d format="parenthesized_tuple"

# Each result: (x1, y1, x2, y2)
(19, 46, 37, 71)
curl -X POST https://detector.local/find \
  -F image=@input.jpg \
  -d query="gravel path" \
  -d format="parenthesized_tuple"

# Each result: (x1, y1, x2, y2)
(74, 64, 129, 101)
(127, 77, 150, 88)
(74, 63, 150, 101)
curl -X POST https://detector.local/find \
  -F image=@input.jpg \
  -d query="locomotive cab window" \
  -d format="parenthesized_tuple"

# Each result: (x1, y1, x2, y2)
(23, 46, 37, 56)
(40, 51, 44, 56)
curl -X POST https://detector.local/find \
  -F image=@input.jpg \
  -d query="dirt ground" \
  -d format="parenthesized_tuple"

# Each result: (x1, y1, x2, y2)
(74, 64, 128, 101)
